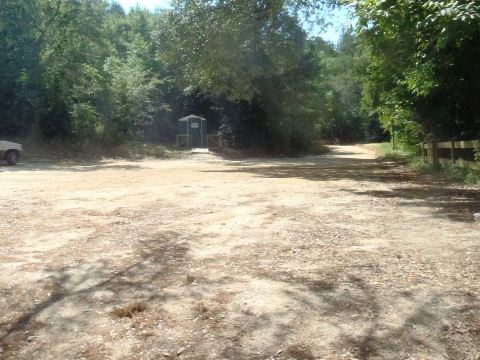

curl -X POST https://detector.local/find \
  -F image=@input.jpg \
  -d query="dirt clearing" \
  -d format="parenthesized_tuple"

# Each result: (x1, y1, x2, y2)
(0, 145, 479, 359)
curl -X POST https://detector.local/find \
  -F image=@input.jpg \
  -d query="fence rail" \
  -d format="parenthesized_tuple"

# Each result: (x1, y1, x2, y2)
(422, 140, 479, 170)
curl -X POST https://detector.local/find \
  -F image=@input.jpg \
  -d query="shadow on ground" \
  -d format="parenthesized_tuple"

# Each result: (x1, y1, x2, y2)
(216, 266, 480, 359)
(204, 154, 480, 223)
(0, 231, 190, 356)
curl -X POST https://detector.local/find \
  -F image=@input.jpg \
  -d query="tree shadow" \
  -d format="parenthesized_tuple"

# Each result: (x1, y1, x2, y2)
(227, 267, 480, 359)
(0, 231, 190, 351)
(348, 186, 480, 222)
(203, 154, 479, 223)
(203, 157, 414, 183)
(336, 288, 480, 360)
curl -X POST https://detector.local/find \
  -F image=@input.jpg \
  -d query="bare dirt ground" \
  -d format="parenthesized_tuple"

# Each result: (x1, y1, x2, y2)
(0, 145, 479, 360)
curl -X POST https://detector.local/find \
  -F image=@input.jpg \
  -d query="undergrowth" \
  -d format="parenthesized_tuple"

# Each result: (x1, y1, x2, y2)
(376, 142, 480, 185)
(18, 138, 185, 162)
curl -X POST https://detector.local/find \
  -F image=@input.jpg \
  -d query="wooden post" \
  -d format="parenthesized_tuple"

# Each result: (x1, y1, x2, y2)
(431, 140, 439, 170)
(200, 119, 204, 148)
(391, 123, 395, 150)
(451, 141, 455, 164)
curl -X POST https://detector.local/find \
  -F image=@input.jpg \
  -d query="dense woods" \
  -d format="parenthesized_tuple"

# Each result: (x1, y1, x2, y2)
(1, 0, 479, 152)
(357, 0, 480, 145)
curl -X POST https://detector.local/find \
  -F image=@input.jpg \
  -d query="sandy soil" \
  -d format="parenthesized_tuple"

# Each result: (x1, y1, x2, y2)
(0, 145, 479, 360)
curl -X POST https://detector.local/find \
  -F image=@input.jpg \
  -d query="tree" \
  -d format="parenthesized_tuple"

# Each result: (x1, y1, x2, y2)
(155, 0, 336, 151)
(4, 0, 391, 152)
(0, 0, 43, 136)
(354, 0, 480, 141)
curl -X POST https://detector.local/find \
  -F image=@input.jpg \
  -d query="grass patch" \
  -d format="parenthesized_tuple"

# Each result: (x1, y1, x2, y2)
(106, 142, 184, 160)
(440, 164, 480, 185)
(17, 138, 185, 163)
(376, 143, 417, 163)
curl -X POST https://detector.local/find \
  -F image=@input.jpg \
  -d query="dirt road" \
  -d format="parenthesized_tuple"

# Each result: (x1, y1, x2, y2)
(0, 145, 479, 359)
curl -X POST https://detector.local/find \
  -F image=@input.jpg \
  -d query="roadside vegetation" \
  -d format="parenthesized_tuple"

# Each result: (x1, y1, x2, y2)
(1, 0, 479, 159)
(20, 139, 183, 163)
(0, 0, 382, 155)
(376, 142, 480, 185)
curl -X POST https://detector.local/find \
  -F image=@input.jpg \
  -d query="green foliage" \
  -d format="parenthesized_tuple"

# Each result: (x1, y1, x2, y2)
(103, 56, 167, 143)
(0, 0, 328, 151)
(0, 0, 171, 144)
(0, 0, 42, 136)
(8, 0, 479, 155)
(441, 164, 480, 185)
(310, 31, 379, 142)
(474, 147, 480, 162)
(354, 0, 480, 142)
(158, 1, 311, 100)
(376, 142, 417, 163)
(375, 142, 480, 184)
(70, 103, 99, 141)
(155, 0, 334, 151)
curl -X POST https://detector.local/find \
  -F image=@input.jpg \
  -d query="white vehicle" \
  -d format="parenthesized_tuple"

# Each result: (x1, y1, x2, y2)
(0, 141, 23, 165)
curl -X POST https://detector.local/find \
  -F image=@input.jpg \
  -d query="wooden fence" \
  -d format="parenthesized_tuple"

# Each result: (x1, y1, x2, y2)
(422, 140, 480, 170)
